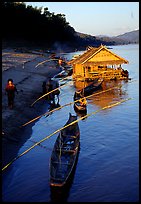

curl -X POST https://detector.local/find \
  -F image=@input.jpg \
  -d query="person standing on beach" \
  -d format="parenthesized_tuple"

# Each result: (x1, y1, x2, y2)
(42, 81, 47, 95)
(5, 79, 18, 109)
(53, 80, 60, 104)
(48, 79, 55, 104)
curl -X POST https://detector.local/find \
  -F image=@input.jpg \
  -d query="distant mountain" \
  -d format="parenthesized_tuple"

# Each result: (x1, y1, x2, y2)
(115, 30, 139, 44)
(74, 30, 139, 51)
(96, 30, 139, 45)
(75, 32, 115, 47)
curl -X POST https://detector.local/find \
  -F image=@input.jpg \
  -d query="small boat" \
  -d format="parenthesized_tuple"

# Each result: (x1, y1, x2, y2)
(74, 93, 87, 113)
(83, 78, 103, 96)
(74, 100, 87, 113)
(50, 113, 80, 187)
(74, 80, 87, 113)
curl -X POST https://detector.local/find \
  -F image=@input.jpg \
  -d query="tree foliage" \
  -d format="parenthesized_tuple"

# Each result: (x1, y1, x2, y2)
(2, 2, 118, 50)
(2, 2, 76, 46)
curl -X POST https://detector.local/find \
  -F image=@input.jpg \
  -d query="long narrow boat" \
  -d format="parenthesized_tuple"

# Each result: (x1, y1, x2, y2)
(83, 78, 103, 96)
(50, 113, 80, 187)
(73, 78, 103, 102)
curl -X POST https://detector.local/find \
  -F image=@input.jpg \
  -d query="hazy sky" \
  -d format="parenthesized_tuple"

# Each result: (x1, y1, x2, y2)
(25, 2, 139, 37)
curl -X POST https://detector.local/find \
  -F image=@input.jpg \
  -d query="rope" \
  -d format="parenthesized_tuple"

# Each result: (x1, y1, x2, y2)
(21, 84, 122, 127)
(2, 97, 132, 171)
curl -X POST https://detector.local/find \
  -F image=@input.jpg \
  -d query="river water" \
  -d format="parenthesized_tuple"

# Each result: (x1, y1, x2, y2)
(2, 44, 139, 202)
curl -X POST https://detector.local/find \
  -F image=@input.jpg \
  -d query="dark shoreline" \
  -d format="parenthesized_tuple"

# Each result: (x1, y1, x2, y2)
(2, 48, 62, 168)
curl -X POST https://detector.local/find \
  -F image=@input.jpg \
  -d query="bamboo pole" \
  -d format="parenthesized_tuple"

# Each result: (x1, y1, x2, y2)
(21, 84, 122, 127)
(30, 83, 67, 107)
(21, 105, 62, 127)
(35, 58, 59, 68)
(59, 75, 72, 82)
(2, 97, 132, 171)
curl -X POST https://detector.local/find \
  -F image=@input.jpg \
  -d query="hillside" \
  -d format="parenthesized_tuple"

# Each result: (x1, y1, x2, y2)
(76, 29, 139, 49)
(2, 2, 138, 52)
(95, 30, 139, 45)
(115, 30, 139, 44)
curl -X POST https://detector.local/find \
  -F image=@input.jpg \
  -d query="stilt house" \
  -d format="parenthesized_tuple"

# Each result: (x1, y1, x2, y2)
(68, 45, 129, 81)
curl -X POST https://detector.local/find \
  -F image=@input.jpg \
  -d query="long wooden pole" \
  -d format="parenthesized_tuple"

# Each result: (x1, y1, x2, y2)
(35, 58, 59, 68)
(2, 97, 132, 171)
(21, 84, 122, 127)
(30, 83, 67, 107)
(58, 75, 72, 82)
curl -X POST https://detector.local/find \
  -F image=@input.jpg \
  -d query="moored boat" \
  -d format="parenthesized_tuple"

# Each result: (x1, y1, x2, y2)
(74, 101, 87, 113)
(74, 78, 103, 98)
(74, 95, 87, 114)
(50, 113, 80, 187)
(83, 78, 103, 96)
(74, 86, 87, 114)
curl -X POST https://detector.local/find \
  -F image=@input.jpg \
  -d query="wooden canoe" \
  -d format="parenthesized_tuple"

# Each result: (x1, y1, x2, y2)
(83, 78, 103, 96)
(74, 95, 87, 113)
(50, 113, 80, 187)
(74, 101, 87, 113)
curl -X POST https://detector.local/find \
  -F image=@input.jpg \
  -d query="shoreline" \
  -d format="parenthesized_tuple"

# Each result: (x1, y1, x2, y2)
(2, 48, 61, 142)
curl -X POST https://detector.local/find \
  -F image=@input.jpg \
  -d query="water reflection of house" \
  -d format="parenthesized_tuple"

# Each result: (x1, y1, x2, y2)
(68, 45, 129, 81)
(74, 80, 127, 109)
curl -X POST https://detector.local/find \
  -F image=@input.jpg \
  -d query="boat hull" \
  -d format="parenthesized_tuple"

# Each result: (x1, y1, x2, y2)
(50, 113, 80, 187)
(74, 102, 87, 113)
(83, 78, 103, 96)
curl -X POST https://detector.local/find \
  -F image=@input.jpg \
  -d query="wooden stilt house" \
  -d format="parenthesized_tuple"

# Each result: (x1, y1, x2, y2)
(68, 45, 129, 81)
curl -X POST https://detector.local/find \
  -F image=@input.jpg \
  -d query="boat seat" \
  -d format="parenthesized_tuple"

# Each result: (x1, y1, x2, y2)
(52, 161, 71, 165)
(62, 135, 76, 139)
(70, 135, 77, 138)
(56, 148, 76, 153)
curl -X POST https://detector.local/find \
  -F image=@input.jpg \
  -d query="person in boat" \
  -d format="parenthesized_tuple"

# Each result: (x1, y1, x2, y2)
(74, 90, 83, 100)
(5, 78, 18, 109)
(79, 97, 87, 106)
(42, 81, 46, 95)
(121, 69, 129, 78)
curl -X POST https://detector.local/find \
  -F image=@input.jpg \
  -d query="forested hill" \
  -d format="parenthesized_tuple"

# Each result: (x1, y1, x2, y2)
(2, 2, 138, 51)
(2, 2, 77, 50)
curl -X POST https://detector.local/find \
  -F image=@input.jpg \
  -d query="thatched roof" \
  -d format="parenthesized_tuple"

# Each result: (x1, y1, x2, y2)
(68, 45, 129, 65)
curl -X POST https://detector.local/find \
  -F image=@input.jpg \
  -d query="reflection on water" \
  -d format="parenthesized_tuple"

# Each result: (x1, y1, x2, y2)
(73, 80, 92, 90)
(45, 103, 61, 117)
(73, 80, 128, 109)
(2, 44, 138, 202)
(49, 146, 80, 202)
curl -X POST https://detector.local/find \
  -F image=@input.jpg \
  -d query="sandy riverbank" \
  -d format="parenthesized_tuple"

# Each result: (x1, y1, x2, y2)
(2, 48, 62, 142)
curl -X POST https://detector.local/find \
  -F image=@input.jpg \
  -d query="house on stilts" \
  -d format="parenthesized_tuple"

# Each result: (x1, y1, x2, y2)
(68, 45, 129, 81)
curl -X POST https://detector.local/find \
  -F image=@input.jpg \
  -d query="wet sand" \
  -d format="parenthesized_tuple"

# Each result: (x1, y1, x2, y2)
(2, 48, 61, 143)
(2, 48, 63, 168)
